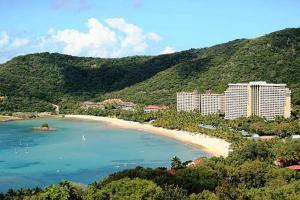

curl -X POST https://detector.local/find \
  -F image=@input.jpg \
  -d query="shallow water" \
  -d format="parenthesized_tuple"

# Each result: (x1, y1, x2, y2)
(0, 118, 209, 192)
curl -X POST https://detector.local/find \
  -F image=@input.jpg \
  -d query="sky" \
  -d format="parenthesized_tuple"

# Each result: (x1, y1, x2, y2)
(0, 0, 300, 63)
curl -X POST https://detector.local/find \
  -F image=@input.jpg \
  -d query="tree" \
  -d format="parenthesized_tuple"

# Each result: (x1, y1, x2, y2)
(235, 160, 271, 189)
(155, 185, 188, 200)
(174, 166, 218, 193)
(215, 181, 242, 200)
(273, 122, 296, 138)
(171, 156, 182, 169)
(40, 181, 82, 200)
(189, 190, 219, 200)
(41, 123, 49, 128)
(245, 180, 300, 200)
(273, 139, 300, 164)
(227, 140, 275, 164)
(86, 178, 162, 200)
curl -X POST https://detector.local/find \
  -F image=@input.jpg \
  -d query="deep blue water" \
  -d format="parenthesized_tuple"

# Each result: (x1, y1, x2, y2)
(0, 118, 209, 192)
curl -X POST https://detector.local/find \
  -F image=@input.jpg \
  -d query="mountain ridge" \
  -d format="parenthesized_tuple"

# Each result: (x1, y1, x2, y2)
(0, 27, 299, 112)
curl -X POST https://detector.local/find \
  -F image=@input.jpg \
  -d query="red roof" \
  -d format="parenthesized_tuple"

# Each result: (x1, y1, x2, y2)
(192, 159, 204, 165)
(145, 105, 161, 109)
(287, 165, 300, 171)
(144, 105, 164, 110)
(167, 168, 176, 175)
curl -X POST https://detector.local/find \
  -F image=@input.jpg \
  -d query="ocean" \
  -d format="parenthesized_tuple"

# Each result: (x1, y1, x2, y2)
(0, 118, 209, 192)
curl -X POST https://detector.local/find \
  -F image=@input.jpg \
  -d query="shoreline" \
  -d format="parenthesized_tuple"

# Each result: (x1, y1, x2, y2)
(0, 116, 23, 122)
(64, 115, 230, 157)
(0, 112, 54, 122)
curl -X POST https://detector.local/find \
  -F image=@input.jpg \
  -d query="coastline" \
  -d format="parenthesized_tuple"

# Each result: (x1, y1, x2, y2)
(64, 115, 231, 157)
(0, 112, 54, 122)
(0, 115, 23, 122)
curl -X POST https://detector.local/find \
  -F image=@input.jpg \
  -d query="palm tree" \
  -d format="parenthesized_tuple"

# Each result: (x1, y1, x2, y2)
(171, 156, 182, 169)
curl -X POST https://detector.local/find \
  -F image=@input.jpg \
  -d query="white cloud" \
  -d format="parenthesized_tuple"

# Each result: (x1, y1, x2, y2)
(0, 32, 31, 63)
(0, 32, 30, 51)
(48, 28, 55, 34)
(10, 38, 30, 49)
(1, 17, 170, 62)
(105, 17, 148, 52)
(148, 32, 162, 42)
(52, 17, 116, 56)
(0, 32, 9, 48)
(47, 17, 163, 57)
(160, 46, 176, 54)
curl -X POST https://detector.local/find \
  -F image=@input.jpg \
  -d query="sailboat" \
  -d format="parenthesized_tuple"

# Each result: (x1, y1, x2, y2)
(82, 135, 86, 142)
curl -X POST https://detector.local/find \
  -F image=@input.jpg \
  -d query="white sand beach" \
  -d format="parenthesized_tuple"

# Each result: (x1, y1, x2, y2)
(65, 115, 231, 157)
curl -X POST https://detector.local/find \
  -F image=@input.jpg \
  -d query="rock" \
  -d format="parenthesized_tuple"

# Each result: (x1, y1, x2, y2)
(32, 127, 57, 131)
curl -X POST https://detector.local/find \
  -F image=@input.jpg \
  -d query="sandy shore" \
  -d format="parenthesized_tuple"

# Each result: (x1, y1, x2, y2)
(65, 115, 230, 157)
(0, 112, 54, 122)
(0, 115, 23, 122)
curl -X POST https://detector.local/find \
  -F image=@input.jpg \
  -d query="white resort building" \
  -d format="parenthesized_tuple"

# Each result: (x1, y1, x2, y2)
(200, 93, 225, 115)
(224, 81, 291, 120)
(177, 90, 201, 112)
(224, 83, 250, 120)
(177, 81, 291, 120)
(177, 90, 224, 115)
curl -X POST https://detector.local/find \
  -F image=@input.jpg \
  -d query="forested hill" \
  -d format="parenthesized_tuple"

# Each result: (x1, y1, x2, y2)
(0, 28, 300, 112)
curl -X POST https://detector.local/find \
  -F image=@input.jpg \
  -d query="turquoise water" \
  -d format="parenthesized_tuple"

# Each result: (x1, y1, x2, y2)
(0, 118, 209, 192)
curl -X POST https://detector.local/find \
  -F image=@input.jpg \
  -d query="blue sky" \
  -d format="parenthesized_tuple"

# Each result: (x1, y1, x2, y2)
(0, 0, 300, 62)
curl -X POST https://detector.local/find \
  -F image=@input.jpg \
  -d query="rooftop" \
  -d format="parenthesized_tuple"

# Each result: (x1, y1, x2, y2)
(177, 91, 199, 94)
(201, 93, 224, 96)
(228, 81, 287, 87)
(167, 168, 176, 175)
(144, 105, 167, 110)
(287, 165, 300, 171)
(187, 159, 204, 167)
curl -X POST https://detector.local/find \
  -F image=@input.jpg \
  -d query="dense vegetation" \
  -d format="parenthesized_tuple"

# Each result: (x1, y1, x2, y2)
(0, 28, 300, 199)
(1, 28, 300, 112)
(1, 139, 299, 200)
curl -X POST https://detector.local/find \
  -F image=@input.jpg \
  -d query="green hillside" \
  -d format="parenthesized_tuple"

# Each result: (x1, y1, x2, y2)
(0, 28, 300, 112)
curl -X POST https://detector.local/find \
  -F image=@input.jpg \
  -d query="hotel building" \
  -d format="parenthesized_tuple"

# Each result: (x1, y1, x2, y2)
(200, 94, 225, 115)
(177, 91, 224, 115)
(177, 81, 291, 120)
(224, 84, 249, 120)
(177, 90, 200, 112)
(224, 81, 291, 120)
